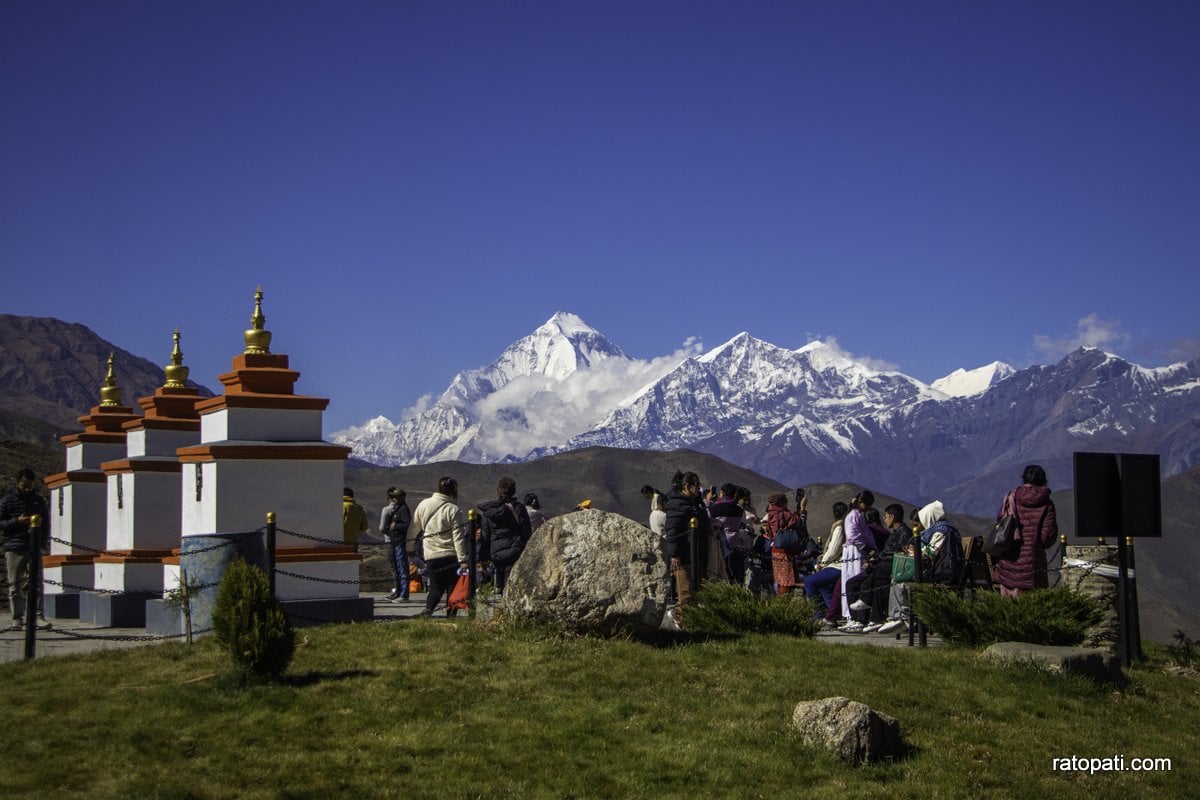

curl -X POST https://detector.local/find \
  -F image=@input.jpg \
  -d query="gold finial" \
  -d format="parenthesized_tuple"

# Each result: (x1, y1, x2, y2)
(243, 286, 272, 355)
(99, 352, 122, 407)
(163, 328, 190, 388)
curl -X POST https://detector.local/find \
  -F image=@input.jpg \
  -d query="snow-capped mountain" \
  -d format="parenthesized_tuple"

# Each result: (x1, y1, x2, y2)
(930, 362, 1016, 397)
(332, 312, 634, 465)
(334, 313, 1200, 514)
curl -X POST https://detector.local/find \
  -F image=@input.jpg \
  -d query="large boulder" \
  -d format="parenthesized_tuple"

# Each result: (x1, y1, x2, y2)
(500, 509, 668, 636)
(792, 697, 904, 765)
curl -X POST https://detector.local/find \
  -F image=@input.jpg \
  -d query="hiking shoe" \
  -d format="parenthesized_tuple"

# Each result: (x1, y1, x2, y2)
(849, 599, 870, 612)
(878, 619, 906, 635)
(840, 620, 865, 632)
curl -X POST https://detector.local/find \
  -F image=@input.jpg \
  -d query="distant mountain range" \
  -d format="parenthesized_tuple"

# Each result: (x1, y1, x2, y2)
(0, 315, 212, 431)
(333, 312, 1200, 516)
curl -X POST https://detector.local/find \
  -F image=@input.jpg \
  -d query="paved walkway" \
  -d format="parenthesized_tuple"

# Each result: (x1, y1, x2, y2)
(0, 593, 936, 664)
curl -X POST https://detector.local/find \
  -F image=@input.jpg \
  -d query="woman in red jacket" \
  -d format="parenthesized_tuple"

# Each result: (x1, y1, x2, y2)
(764, 492, 802, 595)
(992, 464, 1059, 597)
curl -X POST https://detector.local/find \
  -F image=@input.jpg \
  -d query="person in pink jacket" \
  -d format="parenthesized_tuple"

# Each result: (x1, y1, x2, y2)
(992, 465, 1059, 597)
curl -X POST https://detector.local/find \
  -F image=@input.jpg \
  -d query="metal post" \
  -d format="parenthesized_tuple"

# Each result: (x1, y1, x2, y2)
(266, 512, 277, 597)
(467, 509, 478, 618)
(909, 525, 927, 648)
(1125, 537, 1143, 662)
(1116, 535, 1131, 667)
(688, 517, 700, 592)
(24, 515, 42, 660)
(180, 567, 194, 645)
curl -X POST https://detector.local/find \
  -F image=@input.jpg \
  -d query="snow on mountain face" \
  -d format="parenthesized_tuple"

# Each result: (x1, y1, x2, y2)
(931, 361, 1016, 397)
(334, 313, 1200, 513)
(331, 311, 632, 465)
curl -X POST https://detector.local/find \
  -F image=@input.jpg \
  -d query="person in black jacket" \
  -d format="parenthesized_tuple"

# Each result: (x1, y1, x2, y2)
(477, 476, 533, 595)
(1, 468, 50, 627)
(662, 470, 711, 616)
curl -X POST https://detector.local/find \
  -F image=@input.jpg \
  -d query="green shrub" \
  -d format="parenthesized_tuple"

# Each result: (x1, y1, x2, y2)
(682, 581, 816, 637)
(211, 558, 296, 681)
(910, 585, 1103, 648)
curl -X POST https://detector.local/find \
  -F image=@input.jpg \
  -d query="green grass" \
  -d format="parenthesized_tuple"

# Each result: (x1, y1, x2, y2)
(1, 619, 1196, 799)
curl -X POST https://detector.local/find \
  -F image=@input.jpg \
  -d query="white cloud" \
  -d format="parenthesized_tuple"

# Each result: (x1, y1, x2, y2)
(819, 335, 900, 373)
(399, 393, 434, 423)
(467, 339, 702, 459)
(1034, 314, 1130, 359)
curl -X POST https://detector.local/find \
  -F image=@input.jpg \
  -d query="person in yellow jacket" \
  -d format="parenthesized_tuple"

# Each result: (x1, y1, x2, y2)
(342, 487, 369, 550)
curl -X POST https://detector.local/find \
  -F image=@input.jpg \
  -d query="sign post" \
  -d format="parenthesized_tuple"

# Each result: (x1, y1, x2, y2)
(1073, 452, 1161, 666)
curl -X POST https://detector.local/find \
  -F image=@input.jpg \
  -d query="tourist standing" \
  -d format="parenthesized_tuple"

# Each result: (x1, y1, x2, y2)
(413, 477, 469, 616)
(1, 468, 49, 628)
(380, 487, 411, 601)
(478, 477, 534, 595)
(663, 471, 710, 618)
(342, 487, 369, 550)
(992, 465, 1059, 597)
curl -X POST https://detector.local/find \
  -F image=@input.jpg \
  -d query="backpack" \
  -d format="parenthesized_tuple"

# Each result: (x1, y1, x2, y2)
(924, 528, 965, 585)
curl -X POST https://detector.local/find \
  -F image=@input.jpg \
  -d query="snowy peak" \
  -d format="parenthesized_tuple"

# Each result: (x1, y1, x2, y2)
(538, 311, 599, 338)
(931, 361, 1016, 397)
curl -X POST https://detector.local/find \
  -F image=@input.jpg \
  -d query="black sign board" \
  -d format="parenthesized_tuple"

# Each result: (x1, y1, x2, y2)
(1072, 452, 1162, 539)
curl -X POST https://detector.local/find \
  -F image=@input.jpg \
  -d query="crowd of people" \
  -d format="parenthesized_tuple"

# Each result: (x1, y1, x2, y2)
(2, 462, 1061, 630)
(639, 466, 1060, 633)
(363, 462, 1060, 630)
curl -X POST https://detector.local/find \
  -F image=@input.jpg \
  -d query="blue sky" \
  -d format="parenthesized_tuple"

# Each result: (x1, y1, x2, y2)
(3, 1, 1198, 433)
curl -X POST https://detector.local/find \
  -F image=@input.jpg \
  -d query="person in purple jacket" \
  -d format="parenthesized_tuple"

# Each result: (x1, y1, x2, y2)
(992, 465, 1059, 597)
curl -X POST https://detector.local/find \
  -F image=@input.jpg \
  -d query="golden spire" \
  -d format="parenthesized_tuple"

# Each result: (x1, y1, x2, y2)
(164, 328, 189, 388)
(243, 286, 272, 355)
(99, 352, 122, 407)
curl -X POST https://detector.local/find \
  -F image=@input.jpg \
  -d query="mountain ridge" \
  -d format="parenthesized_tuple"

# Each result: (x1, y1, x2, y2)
(333, 313, 1200, 517)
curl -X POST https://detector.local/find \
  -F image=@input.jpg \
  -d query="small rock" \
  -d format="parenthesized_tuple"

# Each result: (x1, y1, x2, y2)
(792, 697, 904, 765)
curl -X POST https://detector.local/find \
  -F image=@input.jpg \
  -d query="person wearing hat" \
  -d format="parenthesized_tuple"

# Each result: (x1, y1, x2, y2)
(342, 487, 369, 551)
(380, 487, 412, 601)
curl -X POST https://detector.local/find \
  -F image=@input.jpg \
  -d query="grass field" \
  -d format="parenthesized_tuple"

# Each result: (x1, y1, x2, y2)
(1, 618, 1195, 799)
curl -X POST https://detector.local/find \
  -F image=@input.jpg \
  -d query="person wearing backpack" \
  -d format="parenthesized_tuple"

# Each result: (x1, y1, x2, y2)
(477, 476, 534, 597)
(992, 464, 1059, 598)
(916, 500, 963, 585)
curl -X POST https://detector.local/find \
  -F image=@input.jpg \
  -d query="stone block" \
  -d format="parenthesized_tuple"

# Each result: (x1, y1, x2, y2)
(982, 641, 1126, 685)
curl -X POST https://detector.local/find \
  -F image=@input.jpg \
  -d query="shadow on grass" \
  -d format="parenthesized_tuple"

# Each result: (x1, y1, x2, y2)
(631, 629, 746, 649)
(282, 669, 381, 687)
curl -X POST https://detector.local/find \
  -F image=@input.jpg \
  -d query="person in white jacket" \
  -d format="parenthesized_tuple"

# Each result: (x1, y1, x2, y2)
(802, 501, 848, 626)
(412, 477, 468, 616)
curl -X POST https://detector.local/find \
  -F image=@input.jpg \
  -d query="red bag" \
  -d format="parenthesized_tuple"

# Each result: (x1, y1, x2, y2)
(447, 574, 470, 610)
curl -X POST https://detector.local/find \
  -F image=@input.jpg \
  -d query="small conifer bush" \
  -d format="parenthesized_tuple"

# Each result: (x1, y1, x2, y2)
(682, 581, 816, 637)
(910, 585, 1103, 648)
(211, 557, 296, 681)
